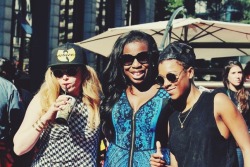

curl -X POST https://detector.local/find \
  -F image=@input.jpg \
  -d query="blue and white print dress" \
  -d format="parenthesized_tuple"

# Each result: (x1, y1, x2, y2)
(104, 89, 171, 167)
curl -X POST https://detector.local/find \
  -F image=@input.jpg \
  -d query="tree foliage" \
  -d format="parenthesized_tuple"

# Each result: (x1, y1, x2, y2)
(155, 0, 250, 23)
(155, 0, 184, 21)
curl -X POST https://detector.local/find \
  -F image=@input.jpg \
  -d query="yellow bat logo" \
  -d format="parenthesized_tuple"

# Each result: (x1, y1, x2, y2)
(56, 48, 76, 62)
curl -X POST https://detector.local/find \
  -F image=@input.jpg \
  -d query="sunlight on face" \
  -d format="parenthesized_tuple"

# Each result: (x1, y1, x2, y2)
(227, 65, 243, 88)
(122, 41, 149, 85)
(55, 66, 83, 97)
(158, 60, 189, 100)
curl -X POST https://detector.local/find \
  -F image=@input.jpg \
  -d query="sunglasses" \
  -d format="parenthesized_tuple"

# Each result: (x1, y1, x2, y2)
(52, 67, 79, 78)
(120, 51, 150, 66)
(228, 61, 240, 65)
(155, 69, 184, 86)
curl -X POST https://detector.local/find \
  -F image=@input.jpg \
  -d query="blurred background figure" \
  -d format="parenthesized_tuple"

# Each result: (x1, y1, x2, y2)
(0, 57, 34, 167)
(0, 76, 23, 167)
(0, 57, 33, 111)
(0, 58, 16, 82)
(244, 61, 250, 82)
(214, 60, 250, 167)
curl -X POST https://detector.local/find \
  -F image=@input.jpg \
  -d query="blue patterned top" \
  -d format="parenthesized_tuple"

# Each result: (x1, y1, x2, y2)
(104, 88, 171, 167)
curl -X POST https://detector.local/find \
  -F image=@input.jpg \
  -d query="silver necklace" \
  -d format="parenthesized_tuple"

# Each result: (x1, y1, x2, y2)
(178, 107, 193, 128)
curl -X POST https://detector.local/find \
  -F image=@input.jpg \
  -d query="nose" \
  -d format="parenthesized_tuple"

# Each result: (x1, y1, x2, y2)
(131, 58, 142, 68)
(161, 77, 172, 88)
(62, 74, 69, 80)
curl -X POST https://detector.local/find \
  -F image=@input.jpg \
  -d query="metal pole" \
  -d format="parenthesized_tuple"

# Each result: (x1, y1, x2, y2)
(159, 6, 186, 51)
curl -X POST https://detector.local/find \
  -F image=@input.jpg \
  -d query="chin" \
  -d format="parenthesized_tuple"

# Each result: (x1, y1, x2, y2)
(169, 94, 179, 100)
(132, 79, 144, 85)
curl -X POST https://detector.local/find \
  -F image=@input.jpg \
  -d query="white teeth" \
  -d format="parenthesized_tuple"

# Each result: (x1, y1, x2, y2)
(133, 72, 142, 76)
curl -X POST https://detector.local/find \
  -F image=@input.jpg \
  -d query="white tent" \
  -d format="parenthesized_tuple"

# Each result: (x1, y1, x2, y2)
(76, 17, 250, 60)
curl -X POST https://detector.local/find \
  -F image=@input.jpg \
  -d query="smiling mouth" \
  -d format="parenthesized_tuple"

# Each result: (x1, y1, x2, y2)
(131, 71, 145, 78)
(166, 87, 176, 92)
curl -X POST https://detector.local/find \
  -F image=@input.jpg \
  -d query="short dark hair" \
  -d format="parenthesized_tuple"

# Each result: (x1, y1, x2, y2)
(159, 41, 196, 69)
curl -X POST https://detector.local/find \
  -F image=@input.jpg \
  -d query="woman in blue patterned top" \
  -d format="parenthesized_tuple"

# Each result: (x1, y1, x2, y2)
(101, 30, 171, 167)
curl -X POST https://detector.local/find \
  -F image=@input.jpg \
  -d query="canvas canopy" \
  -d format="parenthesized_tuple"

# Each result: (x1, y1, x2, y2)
(76, 17, 250, 60)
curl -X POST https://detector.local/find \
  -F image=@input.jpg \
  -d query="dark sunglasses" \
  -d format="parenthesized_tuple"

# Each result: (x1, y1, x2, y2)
(155, 69, 184, 86)
(52, 67, 79, 78)
(120, 51, 150, 66)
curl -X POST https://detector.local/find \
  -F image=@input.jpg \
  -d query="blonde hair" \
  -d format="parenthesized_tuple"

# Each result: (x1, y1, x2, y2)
(37, 65, 103, 129)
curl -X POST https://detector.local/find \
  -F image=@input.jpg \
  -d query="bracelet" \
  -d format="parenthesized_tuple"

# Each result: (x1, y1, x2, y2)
(32, 123, 42, 133)
(32, 118, 48, 133)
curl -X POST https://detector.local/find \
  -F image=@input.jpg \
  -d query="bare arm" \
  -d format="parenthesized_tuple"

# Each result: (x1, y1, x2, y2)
(170, 152, 178, 167)
(13, 94, 62, 155)
(214, 93, 250, 167)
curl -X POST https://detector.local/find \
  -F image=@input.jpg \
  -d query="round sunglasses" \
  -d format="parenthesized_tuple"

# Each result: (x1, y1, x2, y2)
(52, 67, 79, 78)
(155, 69, 184, 86)
(119, 51, 150, 66)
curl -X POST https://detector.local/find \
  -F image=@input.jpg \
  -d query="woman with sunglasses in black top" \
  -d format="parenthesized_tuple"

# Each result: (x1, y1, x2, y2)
(213, 60, 250, 167)
(13, 43, 103, 166)
(101, 30, 172, 167)
(150, 41, 250, 167)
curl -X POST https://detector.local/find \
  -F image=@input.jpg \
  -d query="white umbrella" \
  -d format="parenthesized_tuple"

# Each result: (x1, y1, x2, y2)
(76, 17, 250, 60)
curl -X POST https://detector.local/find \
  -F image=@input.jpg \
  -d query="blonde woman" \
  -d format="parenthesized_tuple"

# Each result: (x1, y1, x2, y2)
(13, 43, 103, 166)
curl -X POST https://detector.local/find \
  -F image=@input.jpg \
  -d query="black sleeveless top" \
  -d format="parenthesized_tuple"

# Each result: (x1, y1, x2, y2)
(168, 92, 237, 167)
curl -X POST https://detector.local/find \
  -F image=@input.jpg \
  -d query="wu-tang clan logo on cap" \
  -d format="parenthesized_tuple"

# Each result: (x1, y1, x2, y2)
(56, 48, 76, 62)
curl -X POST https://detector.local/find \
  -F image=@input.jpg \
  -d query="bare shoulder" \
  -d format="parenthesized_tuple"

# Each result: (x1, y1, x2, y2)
(26, 94, 42, 114)
(29, 94, 41, 105)
(214, 92, 229, 103)
(214, 92, 237, 116)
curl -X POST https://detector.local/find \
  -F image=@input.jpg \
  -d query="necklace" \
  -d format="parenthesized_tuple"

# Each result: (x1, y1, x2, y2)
(178, 107, 193, 128)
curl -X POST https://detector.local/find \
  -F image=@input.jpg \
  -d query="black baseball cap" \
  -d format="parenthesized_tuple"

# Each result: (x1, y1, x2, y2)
(48, 43, 87, 67)
(159, 41, 196, 67)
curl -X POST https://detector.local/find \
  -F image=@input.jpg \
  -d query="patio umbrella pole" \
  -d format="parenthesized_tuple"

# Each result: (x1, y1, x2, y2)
(159, 6, 186, 52)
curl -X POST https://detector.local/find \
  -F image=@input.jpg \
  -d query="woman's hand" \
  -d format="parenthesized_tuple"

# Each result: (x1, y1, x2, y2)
(150, 141, 166, 167)
(41, 95, 69, 123)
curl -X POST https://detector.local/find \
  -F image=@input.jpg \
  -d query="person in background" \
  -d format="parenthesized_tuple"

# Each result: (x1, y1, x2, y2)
(0, 57, 33, 111)
(13, 43, 103, 166)
(213, 60, 250, 167)
(0, 58, 16, 82)
(0, 57, 34, 167)
(0, 76, 23, 167)
(101, 30, 171, 167)
(244, 61, 250, 82)
(150, 41, 250, 167)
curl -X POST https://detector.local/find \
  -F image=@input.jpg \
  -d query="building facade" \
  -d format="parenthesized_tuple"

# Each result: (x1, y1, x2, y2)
(0, 0, 156, 92)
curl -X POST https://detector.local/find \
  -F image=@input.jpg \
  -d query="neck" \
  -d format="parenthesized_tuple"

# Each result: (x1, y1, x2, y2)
(228, 84, 241, 92)
(128, 83, 155, 96)
(173, 84, 201, 112)
(130, 81, 153, 92)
